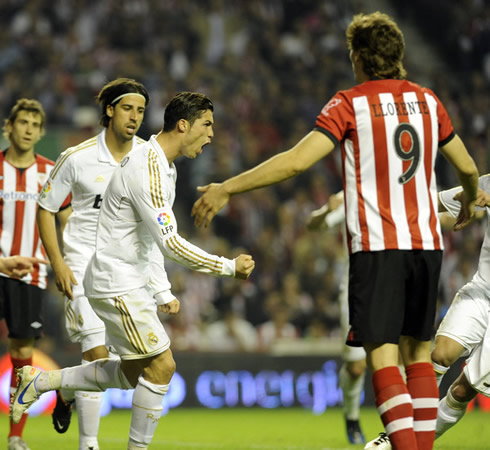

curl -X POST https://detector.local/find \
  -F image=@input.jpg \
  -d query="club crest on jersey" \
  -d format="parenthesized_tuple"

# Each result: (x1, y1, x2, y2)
(321, 98, 342, 116)
(147, 332, 159, 347)
(158, 212, 174, 235)
(38, 173, 48, 186)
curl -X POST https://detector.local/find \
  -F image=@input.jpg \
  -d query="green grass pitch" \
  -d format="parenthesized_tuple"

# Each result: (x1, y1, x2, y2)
(1, 407, 488, 449)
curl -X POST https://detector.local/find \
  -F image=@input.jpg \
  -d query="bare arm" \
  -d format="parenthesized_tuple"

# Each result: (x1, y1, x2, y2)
(37, 206, 77, 299)
(56, 205, 72, 235)
(439, 134, 479, 230)
(192, 130, 336, 227)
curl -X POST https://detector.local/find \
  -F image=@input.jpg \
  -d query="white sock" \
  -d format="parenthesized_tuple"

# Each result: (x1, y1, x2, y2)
(34, 358, 132, 394)
(339, 364, 365, 420)
(128, 376, 169, 448)
(435, 390, 469, 439)
(60, 388, 75, 403)
(76, 390, 102, 450)
(76, 360, 102, 450)
(432, 361, 449, 387)
(61, 358, 133, 391)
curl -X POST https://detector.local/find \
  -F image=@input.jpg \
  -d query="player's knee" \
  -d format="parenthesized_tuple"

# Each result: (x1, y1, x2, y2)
(431, 347, 458, 368)
(450, 381, 476, 403)
(144, 351, 176, 385)
(346, 360, 366, 379)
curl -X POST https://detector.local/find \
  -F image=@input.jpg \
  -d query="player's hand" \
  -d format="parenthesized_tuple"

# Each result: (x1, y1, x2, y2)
(306, 204, 329, 230)
(158, 298, 180, 315)
(0, 256, 49, 278)
(234, 254, 255, 280)
(453, 190, 476, 231)
(192, 183, 230, 228)
(52, 260, 78, 300)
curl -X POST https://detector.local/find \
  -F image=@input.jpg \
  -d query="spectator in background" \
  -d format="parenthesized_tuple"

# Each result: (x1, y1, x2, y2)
(257, 300, 298, 352)
(205, 307, 258, 352)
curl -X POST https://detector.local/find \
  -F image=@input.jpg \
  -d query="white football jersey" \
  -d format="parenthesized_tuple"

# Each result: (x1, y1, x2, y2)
(38, 130, 145, 270)
(84, 135, 235, 299)
(439, 174, 490, 292)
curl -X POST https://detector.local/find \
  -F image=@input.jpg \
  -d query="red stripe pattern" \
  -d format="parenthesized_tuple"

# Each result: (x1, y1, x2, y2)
(0, 151, 54, 288)
(372, 366, 417, 449)
(316, 79, 449, 254)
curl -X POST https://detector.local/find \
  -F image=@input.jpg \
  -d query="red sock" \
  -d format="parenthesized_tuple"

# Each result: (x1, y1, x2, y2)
(9, 356, 32, 438)
(372, 366, 417, 450)
(406, 362, 438, 450)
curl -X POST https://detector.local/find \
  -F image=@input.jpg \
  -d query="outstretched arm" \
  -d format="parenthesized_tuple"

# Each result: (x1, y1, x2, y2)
(192, 130, 336, 227)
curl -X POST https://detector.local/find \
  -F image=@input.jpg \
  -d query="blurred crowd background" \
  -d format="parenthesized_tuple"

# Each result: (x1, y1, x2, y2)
(0, 0, 489, 355)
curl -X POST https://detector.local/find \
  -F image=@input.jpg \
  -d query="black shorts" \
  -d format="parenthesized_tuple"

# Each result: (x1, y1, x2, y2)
(0, 277, 44, 339)
(346, 249, 443, 346)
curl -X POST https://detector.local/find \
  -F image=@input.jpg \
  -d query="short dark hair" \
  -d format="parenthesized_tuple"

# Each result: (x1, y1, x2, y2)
(163, 92, 214, 132)
(3, 98, 46, 141)
(96, 78, 150, 127)
(346, 12, 407, 80)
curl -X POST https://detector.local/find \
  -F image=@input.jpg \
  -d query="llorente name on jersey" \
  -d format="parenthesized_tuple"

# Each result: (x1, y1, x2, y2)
(371, 100, 429, 118)
(0, 190, 39, 201)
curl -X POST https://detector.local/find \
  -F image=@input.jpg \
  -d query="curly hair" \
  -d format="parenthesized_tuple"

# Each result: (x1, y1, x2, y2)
(346, 12, 407, 80)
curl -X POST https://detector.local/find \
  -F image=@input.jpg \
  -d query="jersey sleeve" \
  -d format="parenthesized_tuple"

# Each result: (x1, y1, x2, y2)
(148, 244, 176, 305)
(427, 88, 455, 146)
(38, 149, 76, 213)
(314, 92, 351, 145)
(127, 156, 236, 278)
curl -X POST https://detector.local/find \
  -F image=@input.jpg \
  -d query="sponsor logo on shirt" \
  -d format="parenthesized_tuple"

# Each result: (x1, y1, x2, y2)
(94, 175, 105, 183)
(0, 190, 39, 201)
(158, 213, 174, 235)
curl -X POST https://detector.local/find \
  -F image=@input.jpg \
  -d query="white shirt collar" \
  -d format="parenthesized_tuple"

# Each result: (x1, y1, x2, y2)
(97, 129, 141, 166)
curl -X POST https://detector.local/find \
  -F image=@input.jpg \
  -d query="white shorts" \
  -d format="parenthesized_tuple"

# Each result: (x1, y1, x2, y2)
(88, 285, 170, 360)
(437, 283, 490, 396)
(340, 270, 366, 362)
(65, 267, 106, 353)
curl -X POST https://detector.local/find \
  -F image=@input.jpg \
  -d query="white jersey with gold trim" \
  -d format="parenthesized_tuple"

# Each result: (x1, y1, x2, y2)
(38, 130, 145, 271)
(84, 135, 235, 299)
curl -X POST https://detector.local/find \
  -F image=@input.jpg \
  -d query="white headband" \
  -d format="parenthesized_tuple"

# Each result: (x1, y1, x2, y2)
(111, 93, 146, 105)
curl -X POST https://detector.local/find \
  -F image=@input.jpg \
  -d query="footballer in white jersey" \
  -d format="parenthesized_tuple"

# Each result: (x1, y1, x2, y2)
(38, 130, 146, 349)
(437, 174, 490, 395)
(84, 135, 236, 300)
(37, 78, 152, 448)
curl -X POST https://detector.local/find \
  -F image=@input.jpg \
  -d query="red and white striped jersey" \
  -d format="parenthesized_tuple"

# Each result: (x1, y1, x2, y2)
(0, 151, 55, 288)
(315, 79, 452, 254)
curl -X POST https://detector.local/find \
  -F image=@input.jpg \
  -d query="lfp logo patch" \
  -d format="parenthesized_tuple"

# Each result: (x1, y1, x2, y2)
(157, 213, 171, 226)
